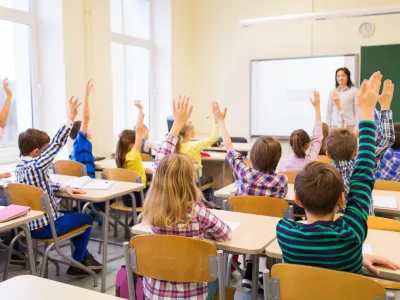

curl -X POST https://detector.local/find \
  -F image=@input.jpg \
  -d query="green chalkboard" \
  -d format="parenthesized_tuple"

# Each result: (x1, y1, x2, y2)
(361, 44, 400, 122)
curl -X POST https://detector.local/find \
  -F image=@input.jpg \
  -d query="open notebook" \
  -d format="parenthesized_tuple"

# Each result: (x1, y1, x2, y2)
(65, 176, 115, 190)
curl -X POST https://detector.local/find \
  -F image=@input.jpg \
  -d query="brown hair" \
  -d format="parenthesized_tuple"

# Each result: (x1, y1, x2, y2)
(326, 129, 357, 161)
(18, 129, 50, 156)
(250, 136, 282, 173)
(392, 122, 400, 150)
(319, 123, 330, 155)
(69, 121, 82, 140)
(175, 122, 195, 154)
(295, 161, 344, 216)
(335, 67, 354, 89)
(143, 154, 203, 228)
(290, 129, 310, 158)
(115, 130, 136, 168)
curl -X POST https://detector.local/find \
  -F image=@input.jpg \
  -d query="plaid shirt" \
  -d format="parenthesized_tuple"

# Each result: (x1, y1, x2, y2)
(331, 110, 395, 215)
(154, 134, 178, 169)
(226, 151, 288, 198)
(15, 120, 72, 231)
(375, 148, 400, 181)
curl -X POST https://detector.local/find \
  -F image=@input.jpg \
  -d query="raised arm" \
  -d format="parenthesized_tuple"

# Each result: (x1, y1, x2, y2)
(326, 91, 334, 127)
(81, 80, 93, 135)
(133, 101, 145, 153)
(332, 92, 346, 128)
(306, 91, 323, 161)
(212, 101, 232, 152)
(0, 78, 13, 129)
(154, 95, 193, 169)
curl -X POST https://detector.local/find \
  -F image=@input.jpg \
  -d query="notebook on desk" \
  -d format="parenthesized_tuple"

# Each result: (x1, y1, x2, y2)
(66, 176, 115, 190)
(0, 205, 31, 223)
(373, 196, 398, 209)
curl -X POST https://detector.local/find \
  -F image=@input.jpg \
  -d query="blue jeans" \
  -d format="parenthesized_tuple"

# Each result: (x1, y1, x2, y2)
(30, 212, 93, 262)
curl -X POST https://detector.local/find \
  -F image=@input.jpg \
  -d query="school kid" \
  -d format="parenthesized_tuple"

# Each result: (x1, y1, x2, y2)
(276, 72, 399, 276)
(142, 96, 232, 299)
(277, 91, 323, 172)
(115, 101, 152, 207)
(326, 78, 395, 215)
(69, 80, 96, 178)
(15, 97, 102, 278)
(375, 122, 400, 181)
(318, 122, 329, 156)
(140, 124, 159, 155)
(214, 101, 288, 289)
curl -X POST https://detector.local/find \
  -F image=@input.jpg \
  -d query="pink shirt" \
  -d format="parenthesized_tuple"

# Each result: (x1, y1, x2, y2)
(277, 120, 323, 172)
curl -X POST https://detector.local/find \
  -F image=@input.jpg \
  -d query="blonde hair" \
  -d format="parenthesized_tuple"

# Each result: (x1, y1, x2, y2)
(143, 154, 203, 228)
(175, 122, 195, 154)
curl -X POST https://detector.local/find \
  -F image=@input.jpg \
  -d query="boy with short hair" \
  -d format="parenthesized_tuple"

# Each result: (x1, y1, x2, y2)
(375, 122, 400, 181)
(326, 78, 395, 215)
(277, 72, 381, 274)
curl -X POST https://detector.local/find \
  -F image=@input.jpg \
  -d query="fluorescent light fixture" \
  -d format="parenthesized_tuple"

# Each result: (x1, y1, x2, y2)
(240, 5, 400, 27)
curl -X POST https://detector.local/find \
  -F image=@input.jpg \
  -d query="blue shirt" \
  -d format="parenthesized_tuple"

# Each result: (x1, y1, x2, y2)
(69, 131, 95, 178)
(375, 148, 400, 181)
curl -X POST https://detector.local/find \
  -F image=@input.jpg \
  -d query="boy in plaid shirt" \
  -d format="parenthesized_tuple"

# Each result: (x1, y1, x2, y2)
(376, 122, 400, 181)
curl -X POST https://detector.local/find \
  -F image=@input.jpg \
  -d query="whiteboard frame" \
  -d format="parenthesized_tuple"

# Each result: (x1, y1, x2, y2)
(249, 54, 359, 139)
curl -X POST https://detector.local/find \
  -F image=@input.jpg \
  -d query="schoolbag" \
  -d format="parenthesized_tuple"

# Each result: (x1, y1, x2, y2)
(115, 265, 144, 299)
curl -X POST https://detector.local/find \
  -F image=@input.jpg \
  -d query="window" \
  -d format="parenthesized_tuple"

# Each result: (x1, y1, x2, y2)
(110, 0, 152, 142)
(0, 2, 35, 161)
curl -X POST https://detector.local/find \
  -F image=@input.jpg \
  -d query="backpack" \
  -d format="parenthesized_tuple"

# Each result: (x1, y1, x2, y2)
(116, 265, 144, 300)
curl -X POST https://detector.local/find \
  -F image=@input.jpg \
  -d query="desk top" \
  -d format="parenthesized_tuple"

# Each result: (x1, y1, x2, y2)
(0, 210, 44, 232)
(214, 183, 400, 216)
(95, 159, 202, 172)
(131, 209, 280, 254)
(50, 174, 145, 202)
(0, 275, 120, 300)
(205, 143, 252, 153)
(202, 152, 227, 162)
(265, 229, 400, 281)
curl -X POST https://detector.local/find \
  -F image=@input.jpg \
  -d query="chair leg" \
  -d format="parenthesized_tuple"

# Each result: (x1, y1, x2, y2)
(124, 214, 129, 240)
(113, 211, 118, 237)
(40, 243, 54, 278)
(225, 254, 233, 287)
(98, 222, 105, 254)
(3, 233, 21, 281)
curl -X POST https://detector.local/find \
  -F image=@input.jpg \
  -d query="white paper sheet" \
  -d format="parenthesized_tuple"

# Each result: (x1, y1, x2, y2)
(65, 176, 115, 190)
(362, 244, 373, 255)
(225, 221, 240, 232)
(373, 196, 398, 209)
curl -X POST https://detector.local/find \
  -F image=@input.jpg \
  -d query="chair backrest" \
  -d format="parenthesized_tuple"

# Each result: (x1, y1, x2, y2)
(270, 264, 386, 300)
(228, 196, 289, 218)
(231, 137, 248, 143)
(140, 153, 151, 161)
(6, 183, 46, 213)
(374, 180, 400, 192)
(279, 172, 298, 184)
(53, 160, 86, 177)
(335, 214, 400, 232)
(317, 155, 331, 164)
(103, 168, 141, 183)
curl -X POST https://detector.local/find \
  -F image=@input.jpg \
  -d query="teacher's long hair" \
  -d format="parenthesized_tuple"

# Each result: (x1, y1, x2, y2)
(335, 67, 354, 89)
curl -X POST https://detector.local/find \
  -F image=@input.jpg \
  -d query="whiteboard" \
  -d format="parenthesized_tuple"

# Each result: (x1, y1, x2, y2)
(250, 55, 358, 138)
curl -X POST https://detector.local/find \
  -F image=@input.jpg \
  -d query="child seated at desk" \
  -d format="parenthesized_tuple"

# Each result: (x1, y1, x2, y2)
(15, 97, 102, 278)
(139, 124, 159, 156)
(326, 77, 395, 215)
(142, 96, 231, 299)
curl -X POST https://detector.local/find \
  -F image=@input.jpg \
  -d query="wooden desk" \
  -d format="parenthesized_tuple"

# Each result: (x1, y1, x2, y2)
(0, 210, 44, 278)
(132, 209, 279, 300)
(215, 183, 400, 216)
(265, 229, 400, 281)
(50, 174, 145, 293)
(205, 143, 252, 153)
(0, 275, 120, 299)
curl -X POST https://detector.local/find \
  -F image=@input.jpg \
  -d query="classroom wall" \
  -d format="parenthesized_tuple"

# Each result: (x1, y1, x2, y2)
(171, 0, 400, 153)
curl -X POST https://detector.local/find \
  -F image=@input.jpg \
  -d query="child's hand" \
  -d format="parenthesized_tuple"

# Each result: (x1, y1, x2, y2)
(0, 172, 11, 179)
(212, 101, 227, 124)
(3, 78, 12, 98)
(135, 100, 144, 111)
(173, 95, 193, 127)
(363, 254, 400, 275)
(145, 168, 153, 175)
(357, 72, 382, 119)
(309, 91, 320, 108)
(135, 123, 146, 137)
(332, 92, 342, 110)
(65, 187, 87, 198)
(85, 79, 93, 96)
(378, 79, 394, 110)
(69, 96, 82, 121)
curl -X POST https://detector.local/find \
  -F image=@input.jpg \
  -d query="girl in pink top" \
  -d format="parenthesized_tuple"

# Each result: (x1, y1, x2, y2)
(277, 91, 323, 172)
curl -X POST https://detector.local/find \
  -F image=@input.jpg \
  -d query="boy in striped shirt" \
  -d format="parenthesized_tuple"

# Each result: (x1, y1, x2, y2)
(277, 72, 381, 274)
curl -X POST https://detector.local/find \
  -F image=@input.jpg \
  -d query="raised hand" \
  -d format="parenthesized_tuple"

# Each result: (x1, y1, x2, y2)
(378, 79, 394, 110)
(3, 78, 12, 98)
(85, 79, 93, 96)
(332, 92, 342, 110)
(170, 95, 193, 137)
(135, 100, 144, 111)
(357, 72, 382, 113)
(212, 101, 227, 124)
(309, 91, 320, 108)
(69, 96, 81, 121)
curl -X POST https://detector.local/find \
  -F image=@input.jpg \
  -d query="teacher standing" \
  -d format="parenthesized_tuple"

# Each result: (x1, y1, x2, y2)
(326, 67, 358, 131)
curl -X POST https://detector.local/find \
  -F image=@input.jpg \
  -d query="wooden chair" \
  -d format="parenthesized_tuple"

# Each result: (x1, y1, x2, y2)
(53, 160, 87, 177)
(374, 180, 400, 192)
(5, 183, 97, 286)
(140, 153, 152, 162)
(317, 155, 331, 164)
(279, 172, 298, 184)
(263, 264, 388, 300)
(103, 168, 145, 237)
(335, 214, 400, 232)
(123, 235, 230, 300)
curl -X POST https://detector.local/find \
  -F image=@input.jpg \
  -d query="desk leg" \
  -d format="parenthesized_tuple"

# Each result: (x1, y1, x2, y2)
(251, 255, 259, 300)
(21, 224, 36, 276)
(101, 200, 110, 293)
(221, 162, 226, 189)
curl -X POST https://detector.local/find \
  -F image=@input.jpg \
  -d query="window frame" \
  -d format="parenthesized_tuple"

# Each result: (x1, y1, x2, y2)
(0, 1, 39, 163)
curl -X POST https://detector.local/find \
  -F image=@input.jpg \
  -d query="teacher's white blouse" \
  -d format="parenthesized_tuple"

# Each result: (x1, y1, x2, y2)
(326, 86, 358, 127)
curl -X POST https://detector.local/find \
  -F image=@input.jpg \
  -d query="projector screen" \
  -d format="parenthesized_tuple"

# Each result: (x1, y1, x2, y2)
(250, 55, 358, 138)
